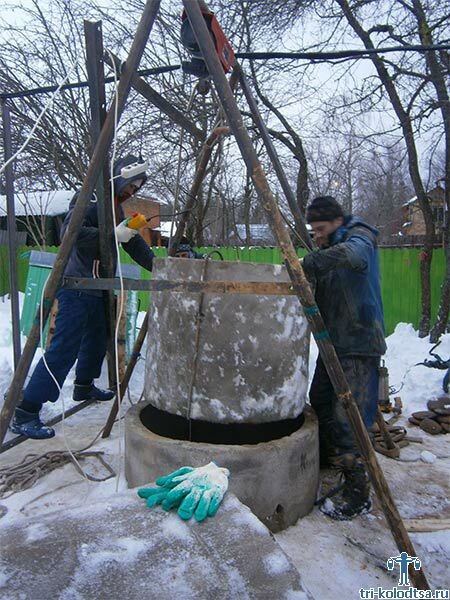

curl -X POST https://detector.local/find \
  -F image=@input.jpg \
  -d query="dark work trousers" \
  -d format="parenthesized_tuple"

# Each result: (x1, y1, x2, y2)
(309, 355, 379, 459)
(23, 289, 107, 411)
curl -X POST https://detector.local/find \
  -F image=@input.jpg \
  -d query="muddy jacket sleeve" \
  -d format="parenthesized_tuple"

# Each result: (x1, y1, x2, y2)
(303, 231, 375, 276)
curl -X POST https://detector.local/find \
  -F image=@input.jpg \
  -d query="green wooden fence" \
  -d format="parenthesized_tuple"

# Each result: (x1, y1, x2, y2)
(0, 244, 445, 336)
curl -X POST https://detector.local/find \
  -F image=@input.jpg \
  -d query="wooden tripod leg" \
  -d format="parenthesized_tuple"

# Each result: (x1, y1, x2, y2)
(102, 311, 149, 438)
(183, 1, 430, 589)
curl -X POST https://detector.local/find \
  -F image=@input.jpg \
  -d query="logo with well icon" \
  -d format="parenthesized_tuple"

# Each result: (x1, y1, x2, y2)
(386, 552, 421, 586)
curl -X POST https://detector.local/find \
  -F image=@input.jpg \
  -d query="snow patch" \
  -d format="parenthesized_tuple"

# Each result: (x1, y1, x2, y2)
(230, 509, 268, 536)
(263, 550, 291, 575)
(25, 523, 50, 542)
(77, 536, 149, 568)
(420, 450, 437, 463)
(161, 514, 193, 541)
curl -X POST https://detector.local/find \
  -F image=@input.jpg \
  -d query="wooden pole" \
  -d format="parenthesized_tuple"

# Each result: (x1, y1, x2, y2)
(116, 290, 128, 385)
(183, 0, 429, 589)
(84, 20, 118, 390)
(2, 100, 22, 368)
(168, 124, 230, 255)
(0, 0, 162, 445)
(1, 400, 94, 454)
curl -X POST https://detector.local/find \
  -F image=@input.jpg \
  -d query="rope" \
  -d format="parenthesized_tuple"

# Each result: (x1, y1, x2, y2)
(0, 414, 119, 499)
(186, 258, 210, 441)
(0, 449, 115, 499)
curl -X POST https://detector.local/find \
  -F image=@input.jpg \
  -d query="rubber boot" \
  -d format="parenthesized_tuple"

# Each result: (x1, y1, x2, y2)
(10, 407, 55, 440)
(73, 382, 115, 402)
(320, 454, 371, 520)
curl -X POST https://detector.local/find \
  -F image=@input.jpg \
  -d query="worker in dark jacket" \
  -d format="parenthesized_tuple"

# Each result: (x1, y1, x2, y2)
(11, 154, 155, 440)
(302, 195, 386, 520)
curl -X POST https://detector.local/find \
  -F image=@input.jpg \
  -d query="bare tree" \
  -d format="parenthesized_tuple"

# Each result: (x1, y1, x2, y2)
(302, 0, 449, 336)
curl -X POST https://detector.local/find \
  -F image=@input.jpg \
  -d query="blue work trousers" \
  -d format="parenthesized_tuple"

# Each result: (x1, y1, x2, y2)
(309, 355, 379, 458)
(23, 289, 107, 410)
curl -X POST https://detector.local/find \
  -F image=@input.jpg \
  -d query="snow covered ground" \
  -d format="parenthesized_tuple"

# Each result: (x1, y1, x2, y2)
(0, 294, 449, 598)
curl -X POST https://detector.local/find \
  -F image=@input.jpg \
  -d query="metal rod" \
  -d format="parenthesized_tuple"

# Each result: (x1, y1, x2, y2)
(62, 276, 296, 295)
(2, 99, 22, 369)
(235, 64, 313, 250)
(1, 44, 449, 102)
(183, 0, 429, 590)
(84, 20, 117, 389)
(0, 0, 162, 446)
(0, 400, 94, 454)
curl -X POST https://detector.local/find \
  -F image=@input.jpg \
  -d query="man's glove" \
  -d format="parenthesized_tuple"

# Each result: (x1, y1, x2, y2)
(115, 220, 138, 243)
(137, 462, 229, 522)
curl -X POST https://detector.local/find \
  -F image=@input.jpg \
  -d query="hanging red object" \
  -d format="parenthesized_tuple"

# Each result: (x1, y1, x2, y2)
(181, 7, 235, 73)
(209, 13, 234, 72)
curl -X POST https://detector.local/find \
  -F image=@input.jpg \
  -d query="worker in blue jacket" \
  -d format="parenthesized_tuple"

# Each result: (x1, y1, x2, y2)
(302, 195, 386, 520)
(11, 154, 155, 440)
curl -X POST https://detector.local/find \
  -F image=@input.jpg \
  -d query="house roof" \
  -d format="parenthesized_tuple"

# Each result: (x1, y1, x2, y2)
(153, 221, 178, 236)
(0, 190, 74, 217)
(0, 189, 167, 218)
(235, 223, 275, 244)
(402, 195, 417, 207)
(402, 185, 445, 207)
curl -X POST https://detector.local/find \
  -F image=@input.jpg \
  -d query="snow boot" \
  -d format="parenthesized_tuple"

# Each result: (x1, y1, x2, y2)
(319, 454, 371, 520)
(73, 382, 115, 402)
(10, 407, 55, 440)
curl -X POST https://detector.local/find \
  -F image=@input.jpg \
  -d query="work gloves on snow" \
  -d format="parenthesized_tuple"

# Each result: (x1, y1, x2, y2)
(115, 220, 137, 243)
(137, 462, 229, 522)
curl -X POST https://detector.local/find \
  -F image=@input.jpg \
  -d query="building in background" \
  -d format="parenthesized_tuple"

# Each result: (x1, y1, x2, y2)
(122, 195, 168, 246)
(400, 184, 446, 246)
(0, 190, 73, 246)
(0, 190, 167, 247)
(230, 223, 276, 246)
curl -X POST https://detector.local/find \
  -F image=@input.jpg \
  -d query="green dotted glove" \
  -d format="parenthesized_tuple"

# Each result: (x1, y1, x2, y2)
(137, 462, 229, 522)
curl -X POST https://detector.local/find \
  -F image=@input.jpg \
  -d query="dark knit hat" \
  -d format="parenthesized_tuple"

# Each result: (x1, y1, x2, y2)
(306, 196, 345, 223)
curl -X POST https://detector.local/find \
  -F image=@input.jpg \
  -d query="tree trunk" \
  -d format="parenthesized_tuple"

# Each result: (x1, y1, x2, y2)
(411, 0, 450, 339)
(336, 0, 435, 337)
(430, 229, 450, 342)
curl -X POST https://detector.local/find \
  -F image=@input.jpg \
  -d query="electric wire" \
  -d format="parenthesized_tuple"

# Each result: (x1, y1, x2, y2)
(106, 49, 128, 493)
(25, 51, 130, 491)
